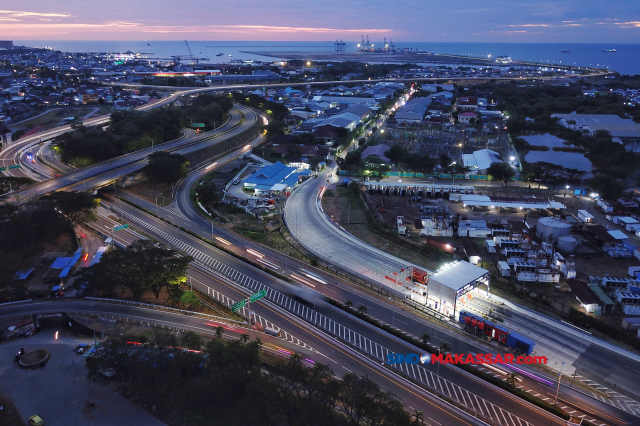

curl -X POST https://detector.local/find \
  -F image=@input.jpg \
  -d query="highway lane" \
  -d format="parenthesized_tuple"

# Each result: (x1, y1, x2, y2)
(38, 141, 75, 174)
(4, 105, 256, 202)
(0, 85, 241, 180)
(97, 192, 575, 426)
(0, 297, 480, 426)
(285, 167, 419, 290)
(69, 217, 482, 426)
(144, 147, 637, 425)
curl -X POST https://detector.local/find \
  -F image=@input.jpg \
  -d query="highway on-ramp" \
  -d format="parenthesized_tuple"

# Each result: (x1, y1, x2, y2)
(4, 105, 257, 202)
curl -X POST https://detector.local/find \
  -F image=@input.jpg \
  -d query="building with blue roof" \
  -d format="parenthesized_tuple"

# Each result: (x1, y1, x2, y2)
(243, 161, 310, 195)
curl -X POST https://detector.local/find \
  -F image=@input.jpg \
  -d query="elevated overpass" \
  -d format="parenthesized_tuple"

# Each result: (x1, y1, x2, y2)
(3, 105, 261, 203)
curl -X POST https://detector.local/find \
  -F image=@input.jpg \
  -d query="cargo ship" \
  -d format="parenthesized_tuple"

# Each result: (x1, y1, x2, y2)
(602, 48, 617, 52)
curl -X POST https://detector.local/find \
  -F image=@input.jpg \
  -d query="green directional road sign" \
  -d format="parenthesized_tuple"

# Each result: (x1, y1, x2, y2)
(249, 289, 267, 303)
(0, 167, 6, 171)
(8, 165, 21, 169)
(113, 224, 129, 231)
(231, 299, 246, 312)
(191, 123, 205, 128)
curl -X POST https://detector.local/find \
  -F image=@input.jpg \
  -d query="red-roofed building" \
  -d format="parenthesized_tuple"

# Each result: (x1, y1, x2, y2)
(458, 97, 479, 111)
(458, 112, 478, 124)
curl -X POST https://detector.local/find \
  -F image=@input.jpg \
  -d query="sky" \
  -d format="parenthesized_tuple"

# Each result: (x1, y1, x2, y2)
(2, 0, 640, 43)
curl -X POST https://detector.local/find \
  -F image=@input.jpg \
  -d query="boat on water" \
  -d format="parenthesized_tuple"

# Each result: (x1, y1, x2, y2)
(561, 49, 571, 53)
(216, 53, 224, 56)
(602, 48, 617, 52)
(147, 43, 150, 46)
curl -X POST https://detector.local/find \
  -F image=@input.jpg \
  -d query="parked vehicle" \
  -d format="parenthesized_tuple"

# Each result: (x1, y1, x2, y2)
(458, 310, 535, 355)
(264, 326, 281, 337)
(29, 414, 44, 426)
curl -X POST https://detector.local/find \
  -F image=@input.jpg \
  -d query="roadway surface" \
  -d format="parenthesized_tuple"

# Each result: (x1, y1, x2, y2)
(284, 161, 640, 417)
(285, 166, 416, 291)
(0, 85, 247, 180)
(144, 139, 638, 425)
(95, 187, 625, 426)
(4, 105, 258, 202)
(8, 215, 484, 426)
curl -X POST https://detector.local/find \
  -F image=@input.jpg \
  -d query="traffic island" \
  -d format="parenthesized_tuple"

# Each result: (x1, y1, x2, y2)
(18, 349, 50, 368)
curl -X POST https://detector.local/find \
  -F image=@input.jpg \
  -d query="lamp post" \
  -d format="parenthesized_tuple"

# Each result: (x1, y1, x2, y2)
(451, 162, 457, 186)
(565, 185, 570, 197)
(554, 361, 564, 405)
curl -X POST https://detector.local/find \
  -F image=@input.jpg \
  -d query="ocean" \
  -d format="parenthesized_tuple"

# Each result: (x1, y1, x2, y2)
(16, 40, 640, 76)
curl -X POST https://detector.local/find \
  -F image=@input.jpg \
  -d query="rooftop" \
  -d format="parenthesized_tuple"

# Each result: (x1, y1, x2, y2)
(431, 260, 489, 291)
(462, 149, 502, 171)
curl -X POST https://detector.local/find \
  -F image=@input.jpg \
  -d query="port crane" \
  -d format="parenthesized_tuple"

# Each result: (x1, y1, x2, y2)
(171, 40, 208, 65)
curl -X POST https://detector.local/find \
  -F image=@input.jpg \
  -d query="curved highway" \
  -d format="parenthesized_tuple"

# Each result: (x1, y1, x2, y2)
(5, 105, 258, 202)
(285, 169, 418, 290)
(105, 183, 632, 425)
(0, 85, 241, 180)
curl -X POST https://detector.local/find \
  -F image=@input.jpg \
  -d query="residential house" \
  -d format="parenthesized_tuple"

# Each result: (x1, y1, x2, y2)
(458, 112, 478, 124)
(361, 144, 391, 163)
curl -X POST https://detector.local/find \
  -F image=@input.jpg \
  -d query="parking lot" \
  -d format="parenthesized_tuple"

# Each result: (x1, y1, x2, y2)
(0, 326, 165, 426)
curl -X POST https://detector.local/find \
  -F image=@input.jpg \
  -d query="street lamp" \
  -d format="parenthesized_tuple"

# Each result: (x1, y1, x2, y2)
(565, 185, 570, 197)
(554, 362, 564, 405)
(451, 161, 457, 186)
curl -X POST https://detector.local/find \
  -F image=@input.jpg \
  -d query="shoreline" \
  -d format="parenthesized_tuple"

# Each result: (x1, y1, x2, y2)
(241, 51, 499, 66)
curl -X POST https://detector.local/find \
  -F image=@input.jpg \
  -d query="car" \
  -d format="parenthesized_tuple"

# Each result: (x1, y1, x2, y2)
(233, 179, 241, 185)
(29, 415, 44, 426)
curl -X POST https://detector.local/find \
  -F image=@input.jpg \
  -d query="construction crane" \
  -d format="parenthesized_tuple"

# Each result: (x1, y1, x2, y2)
(171, 40, 199, 65)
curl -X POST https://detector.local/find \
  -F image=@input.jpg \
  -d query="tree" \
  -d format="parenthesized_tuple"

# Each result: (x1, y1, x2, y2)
(341, 150, 364, 171)
(215, 325, 224, 340)
(364, 156, 390, 182)
(590, 173, 625, 200)
(180, 290, 200, 309)
(78, 240, 192, 299)
(420, 333, 431, 345)
(180, 330, 204, 350)
(440, 342, 450, 353)
(240, 333, 250, 344)
(40, 191, 99, 226)
(412, 409, 425, 425)
(196, 180, 220, 206)
(530, 161, 564, 185)
(384, 145, 407, 164)
(357, 304, 368, 315)
(152, 330, 178, 348)
(345, 299, 353, 308)
(507, 372, 519, 387)
(486, 162, 515, 186)
(142, 151, 190, 184)
(563, 167, 586, 184)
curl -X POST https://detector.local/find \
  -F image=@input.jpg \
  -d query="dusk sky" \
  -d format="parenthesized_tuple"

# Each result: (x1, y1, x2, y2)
(3, 1, 640, 43)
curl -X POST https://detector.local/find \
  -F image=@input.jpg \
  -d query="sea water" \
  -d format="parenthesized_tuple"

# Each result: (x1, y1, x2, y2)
(16, 40, 640, 76)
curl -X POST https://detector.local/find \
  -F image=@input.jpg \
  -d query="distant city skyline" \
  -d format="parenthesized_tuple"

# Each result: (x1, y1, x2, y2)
(2, 1, 639, 43)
